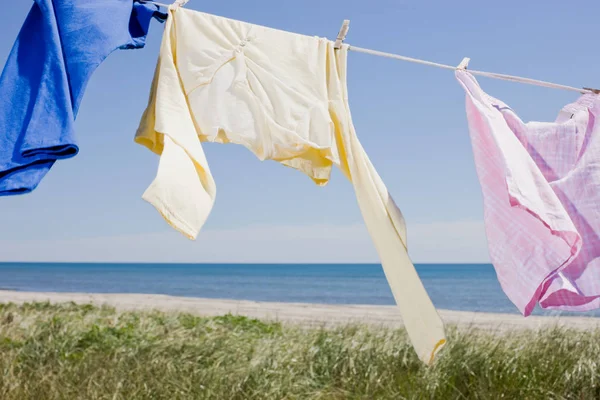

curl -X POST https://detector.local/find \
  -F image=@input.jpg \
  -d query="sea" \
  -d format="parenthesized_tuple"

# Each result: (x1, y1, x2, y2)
(0, 262, 598, 317)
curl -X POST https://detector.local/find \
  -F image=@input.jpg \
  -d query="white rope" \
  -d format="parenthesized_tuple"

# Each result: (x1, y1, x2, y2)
(134, 6, 596, 95)
(139, 0, 189, 9)
(349, 45, 597, 95)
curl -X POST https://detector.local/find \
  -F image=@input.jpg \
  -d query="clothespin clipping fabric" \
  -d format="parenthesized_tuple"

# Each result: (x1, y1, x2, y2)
(456, 57, 470, 70)
(334, 20, 350, 49)
(170, 0, 189, 10)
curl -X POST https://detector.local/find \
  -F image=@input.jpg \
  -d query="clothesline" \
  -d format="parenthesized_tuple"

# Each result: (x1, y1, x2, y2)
(140, 0, 187, 9)
(348, 45, 597, 95)
(142, 0, 598, 95)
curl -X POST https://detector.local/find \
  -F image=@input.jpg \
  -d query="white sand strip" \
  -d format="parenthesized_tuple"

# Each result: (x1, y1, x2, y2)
(0, 290, 598, 332)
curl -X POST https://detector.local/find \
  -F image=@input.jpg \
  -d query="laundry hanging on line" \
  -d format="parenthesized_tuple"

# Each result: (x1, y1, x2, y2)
(1, 0, 595, 196)
(1, 0, 600, 366)
(0, 0, 166, 195)
(457, 69, 600, 315)
(135, 6, 446, 365)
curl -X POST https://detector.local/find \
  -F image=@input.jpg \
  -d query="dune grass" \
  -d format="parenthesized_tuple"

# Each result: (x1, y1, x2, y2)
(0, 302, 599, 399)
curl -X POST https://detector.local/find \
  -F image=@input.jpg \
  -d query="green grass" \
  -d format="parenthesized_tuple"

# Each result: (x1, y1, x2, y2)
(0, 302, 599, 399)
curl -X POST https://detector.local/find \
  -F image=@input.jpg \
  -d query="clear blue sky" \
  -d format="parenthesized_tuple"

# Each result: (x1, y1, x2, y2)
(1, 0, 598, 263)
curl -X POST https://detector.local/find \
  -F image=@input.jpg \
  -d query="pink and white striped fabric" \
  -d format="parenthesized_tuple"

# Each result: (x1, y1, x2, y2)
(456, 70, 600, 315)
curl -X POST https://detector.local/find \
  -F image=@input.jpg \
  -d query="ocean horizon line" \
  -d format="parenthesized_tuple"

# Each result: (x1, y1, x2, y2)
(0, 261, 492, 266)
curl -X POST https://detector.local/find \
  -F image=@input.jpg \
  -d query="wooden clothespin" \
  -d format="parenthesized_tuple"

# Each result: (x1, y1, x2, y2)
(172, 0, 189, 8)
(334, 20, 350, 50)
(456, 57, 470, 70)
(583, 87, 600, 94)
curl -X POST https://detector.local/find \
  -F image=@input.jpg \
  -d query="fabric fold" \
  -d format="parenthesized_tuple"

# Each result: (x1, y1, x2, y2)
(136, 12, 217, 240)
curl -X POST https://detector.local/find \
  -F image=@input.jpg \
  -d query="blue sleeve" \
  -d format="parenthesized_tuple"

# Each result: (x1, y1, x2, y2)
(0, 0, 166, 195)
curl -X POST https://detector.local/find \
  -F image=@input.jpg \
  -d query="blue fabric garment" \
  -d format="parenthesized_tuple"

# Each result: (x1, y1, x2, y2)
(0, 0, 167, 195)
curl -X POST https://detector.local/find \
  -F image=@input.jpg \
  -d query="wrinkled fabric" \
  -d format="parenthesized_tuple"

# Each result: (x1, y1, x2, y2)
(136, 8, 446, 364)
(0, 0, 166, 195)
(457, 69, 600, 315)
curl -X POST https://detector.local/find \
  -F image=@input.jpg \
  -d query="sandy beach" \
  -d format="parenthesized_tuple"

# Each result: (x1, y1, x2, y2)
(0, 289, 599, 332)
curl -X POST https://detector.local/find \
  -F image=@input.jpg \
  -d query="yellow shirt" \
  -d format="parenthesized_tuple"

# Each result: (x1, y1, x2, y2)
(135, 7, 446, 364)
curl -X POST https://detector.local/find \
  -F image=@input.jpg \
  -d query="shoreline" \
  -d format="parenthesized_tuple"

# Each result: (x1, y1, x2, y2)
(0, 290, 599, 331)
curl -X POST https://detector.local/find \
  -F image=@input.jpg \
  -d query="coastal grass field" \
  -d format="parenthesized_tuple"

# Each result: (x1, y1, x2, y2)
(0, 302, 599, 399)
